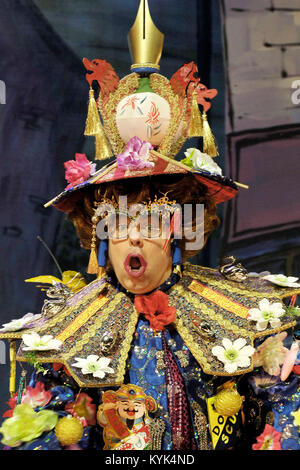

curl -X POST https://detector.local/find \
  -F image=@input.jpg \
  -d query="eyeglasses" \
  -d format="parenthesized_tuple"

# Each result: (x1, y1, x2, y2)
(104, 210, 173, 239)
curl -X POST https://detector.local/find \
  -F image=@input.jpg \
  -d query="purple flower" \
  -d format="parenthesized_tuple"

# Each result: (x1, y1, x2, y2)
(116, 136, 154, 171)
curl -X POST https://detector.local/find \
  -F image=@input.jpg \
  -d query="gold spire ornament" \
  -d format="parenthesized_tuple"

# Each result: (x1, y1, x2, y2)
(188, 89, 203, 137)
(128, 0, 164, 72)
(202, 111, 219, 157)
(84, 87, 113, 160)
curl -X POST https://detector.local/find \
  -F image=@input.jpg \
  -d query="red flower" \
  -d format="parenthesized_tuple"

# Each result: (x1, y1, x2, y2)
(3, 381, 51, 417)
(3, 394, 18, 418)
(65, 393, 96, 426)
(252, 424, 282, 450)
(134, 290, 176, 331)
(64, 153, 96, 189)
(53, 362, 71, 376)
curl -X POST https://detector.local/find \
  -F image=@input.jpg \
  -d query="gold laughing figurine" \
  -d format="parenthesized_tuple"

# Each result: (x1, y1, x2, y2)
(0, 0, 300, 451)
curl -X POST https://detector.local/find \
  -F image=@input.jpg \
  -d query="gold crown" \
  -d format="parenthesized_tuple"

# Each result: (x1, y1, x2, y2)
(128, 0, 164, 72)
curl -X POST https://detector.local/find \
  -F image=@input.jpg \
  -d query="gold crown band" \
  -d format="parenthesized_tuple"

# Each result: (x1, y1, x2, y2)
(131, 62, 160, 71)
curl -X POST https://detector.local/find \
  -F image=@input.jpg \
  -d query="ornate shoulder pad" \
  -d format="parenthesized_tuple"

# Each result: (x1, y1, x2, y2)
(170, 263, 297, 376)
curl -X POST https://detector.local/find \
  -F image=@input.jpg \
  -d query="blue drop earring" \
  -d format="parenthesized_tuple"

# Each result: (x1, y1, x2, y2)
(98, 239, 108, 268)
(171, 239, 182, 267)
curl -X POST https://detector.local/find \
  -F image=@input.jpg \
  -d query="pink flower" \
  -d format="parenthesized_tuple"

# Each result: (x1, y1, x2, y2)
(3, 382, 52, 417)
(280, 341, 299, 381)
(21, 381, 52, 408)
(65, 393, 96, 426)
(117, 136, 154, 171)
(252, 424, 282, 450)
(64, 153, 96, 189)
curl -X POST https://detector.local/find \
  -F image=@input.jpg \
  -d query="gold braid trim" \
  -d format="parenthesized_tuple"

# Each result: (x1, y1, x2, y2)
(188, 280, 250, 318)
(184, 263, 300, 301)
(100, 73, 139, 155)
(172, 285, 253, 339)
(169, 98, 189, 157)
(174, 307, 210, 370)
(278, 287, 300, 299)
(0, 279, 107, 341)
(115, 305, 139, 383)
(55, 295, 110, 343)
(16, 293, 139, 388)
(150, 73, 182, 158)
(62, 294, 128, 359)
(186, 268, 280, 299)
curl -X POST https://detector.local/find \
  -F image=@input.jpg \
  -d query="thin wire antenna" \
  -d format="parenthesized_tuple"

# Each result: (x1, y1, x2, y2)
(37, 235, 63, 278)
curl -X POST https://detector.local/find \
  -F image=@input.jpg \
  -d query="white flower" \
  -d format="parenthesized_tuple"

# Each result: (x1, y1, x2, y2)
(72, 355, 114, 379)
(262, 274, 300, 288)
(184, 148, 222, 175)
(247, 298, 285, 331)
(212, 338, 255, 374)
(22, 332, 62, 351)
(0, 313, 42, 333)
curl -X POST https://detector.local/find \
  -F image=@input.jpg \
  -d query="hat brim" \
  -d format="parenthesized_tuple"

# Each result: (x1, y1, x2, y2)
(47, 151, 238, 213)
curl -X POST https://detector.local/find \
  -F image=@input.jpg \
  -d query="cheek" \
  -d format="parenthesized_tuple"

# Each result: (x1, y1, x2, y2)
(108, 241, 124, 269)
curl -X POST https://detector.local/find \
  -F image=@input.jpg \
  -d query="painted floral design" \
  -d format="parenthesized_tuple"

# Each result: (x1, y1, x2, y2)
(116, 136, 154, 171)
(121, 96, 139, 111)
(262, 274, 300, 288)
(252, 424, 282, 450)
(211, 338, 255, 374)
(247, 298, 285, 331)
(145, 101, 160, 126)
(64, 153, 96, 189)
(72, 355, 114, 379)
(0, 313, 41, 333)
(253, 332, 288, 376)
(22, 332, 62, 352)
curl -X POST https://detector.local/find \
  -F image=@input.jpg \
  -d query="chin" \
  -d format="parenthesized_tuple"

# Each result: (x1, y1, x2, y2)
(119, 274, 155, 295)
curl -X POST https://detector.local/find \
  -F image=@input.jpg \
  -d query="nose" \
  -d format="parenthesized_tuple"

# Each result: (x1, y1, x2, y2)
(128, 222, 143, 247)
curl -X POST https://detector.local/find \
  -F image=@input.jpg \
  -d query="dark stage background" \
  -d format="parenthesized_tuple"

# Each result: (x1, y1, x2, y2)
(0, 0, 299, 432)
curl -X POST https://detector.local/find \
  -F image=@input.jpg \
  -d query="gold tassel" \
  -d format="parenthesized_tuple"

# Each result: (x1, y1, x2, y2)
(84, 87, 101, 136)
(188, 89, 203, 137)
(87, 247, 99, 274)
(202, 112, 219, 157)
(86, 214, 99, 274)
(95, 131, 113, 161)
(97, 267, 107, 279)
(9, 340, 17, 398)
(84, 87, 113, 160)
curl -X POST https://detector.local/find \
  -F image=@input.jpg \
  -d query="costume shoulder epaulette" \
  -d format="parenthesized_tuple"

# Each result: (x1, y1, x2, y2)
(1, 278, 138, 388)
(169, 263, 298, 376)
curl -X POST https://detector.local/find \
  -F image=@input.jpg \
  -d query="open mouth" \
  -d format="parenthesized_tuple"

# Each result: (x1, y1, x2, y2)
(124, 254, 147, 278)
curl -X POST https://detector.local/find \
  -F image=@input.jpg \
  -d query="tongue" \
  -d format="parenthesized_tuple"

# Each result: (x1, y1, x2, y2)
(130, 257, 141, 269)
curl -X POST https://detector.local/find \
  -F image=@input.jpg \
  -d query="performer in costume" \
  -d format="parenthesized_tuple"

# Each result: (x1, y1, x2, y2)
(1, 0, 300, 451)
